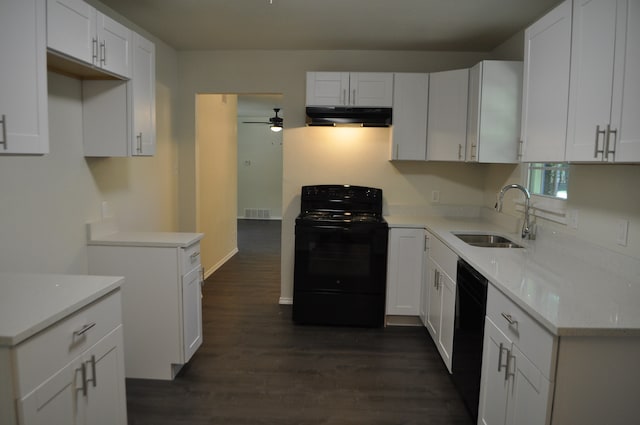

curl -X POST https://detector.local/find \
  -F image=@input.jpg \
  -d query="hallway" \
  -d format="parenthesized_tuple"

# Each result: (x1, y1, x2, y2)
(126, 219, 472, 424)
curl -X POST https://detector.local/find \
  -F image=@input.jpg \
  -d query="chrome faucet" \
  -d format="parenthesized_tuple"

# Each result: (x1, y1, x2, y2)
(496, 184, 535, 240)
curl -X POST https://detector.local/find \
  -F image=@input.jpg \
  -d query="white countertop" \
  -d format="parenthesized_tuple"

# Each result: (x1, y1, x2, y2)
(0, 273, 124, 346)
(386, 215, 640, 337)
(88, 231, 204, 248)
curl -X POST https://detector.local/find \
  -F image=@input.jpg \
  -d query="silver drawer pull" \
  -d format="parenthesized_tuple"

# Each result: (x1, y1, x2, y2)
(501, 312, 517, 326)
(73, 322, 96, 337)
(190, 251, 200, 262)
(86, 355, 97, 388)
(1, 114, 7, 150)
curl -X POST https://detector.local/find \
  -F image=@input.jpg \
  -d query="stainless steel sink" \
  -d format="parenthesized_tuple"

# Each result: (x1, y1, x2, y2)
(453, 233, 523, 248)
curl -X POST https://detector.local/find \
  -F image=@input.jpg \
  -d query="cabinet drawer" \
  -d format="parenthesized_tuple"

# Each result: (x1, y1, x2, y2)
(14, 289, 122, 397)
(486, 285, 556, 379)
(181, 242, 201, 273)
(428, 233, 457, 280)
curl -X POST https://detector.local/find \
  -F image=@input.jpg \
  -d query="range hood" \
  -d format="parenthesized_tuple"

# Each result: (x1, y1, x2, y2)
(305, 106, 392, 127)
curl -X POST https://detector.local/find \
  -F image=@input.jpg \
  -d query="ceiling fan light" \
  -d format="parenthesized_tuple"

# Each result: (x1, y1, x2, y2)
(270, 124, 283, 132)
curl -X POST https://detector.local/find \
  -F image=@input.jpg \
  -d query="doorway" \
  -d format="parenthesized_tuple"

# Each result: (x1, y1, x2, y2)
(195, 93, 283, 278)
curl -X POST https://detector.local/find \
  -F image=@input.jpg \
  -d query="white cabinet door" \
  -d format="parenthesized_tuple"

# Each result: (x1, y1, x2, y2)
(419, 230, 430, 326)
(82, 327, 127, 425)
(306, 72, 393, 107)
(427, 68, 469, 161)
(47, 0, 96, 64)
(306, 72, 350, 106)
(425, 258, 441, 340)
(467, 61, 523, 163)
(18, 360, 79, 425)
(46, 0, 131, 79)
(386, 228, 424, 316)
(182, 267, 203, 363)
(610, 0, 640, 161)
(350, 72, 394, 107)
(520, 0, 572, 162)
(478, 317, 511, 425)
(391, 73, 428, 160)
(131, 32, 156, 156)
(0, 0, 49, 155)
(96, 13, 132, 79)
(566, 0, 619, 161)
(438, 270, 456, 372)
(507, 345, 552, 425)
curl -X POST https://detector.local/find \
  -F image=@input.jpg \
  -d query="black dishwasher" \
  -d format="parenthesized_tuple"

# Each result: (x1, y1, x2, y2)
(452, 259, 488, 423)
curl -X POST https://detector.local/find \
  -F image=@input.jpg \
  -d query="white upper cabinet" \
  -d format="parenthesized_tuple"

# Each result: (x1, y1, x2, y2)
(566, 0, 640, 162)
(467, 60, 523, 163)
(0, 0, 49, 155)
(131, 32, 156, 156)
(306, 72, 393, 107)
(520, 0, 572, 162)
(390, 73, 429, 160)
(427, 68, 469, 162)
(47, 0, 132, 79)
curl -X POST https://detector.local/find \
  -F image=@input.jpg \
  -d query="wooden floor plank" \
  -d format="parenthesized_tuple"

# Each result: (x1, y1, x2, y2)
(125, 219, 473, 425)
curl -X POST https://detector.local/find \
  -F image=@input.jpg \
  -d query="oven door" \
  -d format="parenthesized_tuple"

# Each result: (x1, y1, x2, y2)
(293, 223, 388, 294)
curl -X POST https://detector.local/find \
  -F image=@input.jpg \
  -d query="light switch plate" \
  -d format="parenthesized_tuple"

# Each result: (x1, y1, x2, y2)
(616, 219, 629, 246)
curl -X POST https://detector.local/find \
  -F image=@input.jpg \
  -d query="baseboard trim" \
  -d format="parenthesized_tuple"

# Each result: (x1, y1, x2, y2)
(203, 247, 238, 279)
(385, 315, 423, 327)
(279, 297, 293, 305)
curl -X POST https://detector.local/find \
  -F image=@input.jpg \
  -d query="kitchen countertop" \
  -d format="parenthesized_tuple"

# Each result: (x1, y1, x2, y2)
(386, 215, 640, 337)
(86, 218, 203, 248)
(0, 273, 123, 346)
(88, 231, 204, 248)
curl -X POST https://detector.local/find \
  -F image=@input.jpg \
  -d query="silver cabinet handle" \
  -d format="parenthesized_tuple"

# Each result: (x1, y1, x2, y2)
(434, 269, 439, 289)
(505, 352, 515, 380)
(100, 41, 106, 66)
(342, 89, 347, 105)
(501, 312, 517, 326)
(605, 124, 617, 161)
(0, 114, 7, 150)
(458, 144, 462, 160)
(86, 355, 97, 388)
(92, 37, 98, 64)
(190, 251, 200, 263)
(517, 140, 523, 160)
(470, 143, 477, 160)
(77, 363, 88, 396)
(594, 125, 606, 159)
(136, 132, 143, 153)
(73, 322, 96, 337)
(497, 343, 507, 374)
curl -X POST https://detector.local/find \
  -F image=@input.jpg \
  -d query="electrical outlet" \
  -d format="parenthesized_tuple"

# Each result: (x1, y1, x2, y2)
(568, 209, 579, 229)
(616, 219, 629, 246)
(431, 190, 440, 203)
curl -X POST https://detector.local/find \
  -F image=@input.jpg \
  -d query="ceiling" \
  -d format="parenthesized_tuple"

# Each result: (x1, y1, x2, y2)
(97, 0, 562, 52)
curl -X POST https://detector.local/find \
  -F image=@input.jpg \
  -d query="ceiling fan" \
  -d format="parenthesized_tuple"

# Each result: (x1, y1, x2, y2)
(242, 108, 283, 132)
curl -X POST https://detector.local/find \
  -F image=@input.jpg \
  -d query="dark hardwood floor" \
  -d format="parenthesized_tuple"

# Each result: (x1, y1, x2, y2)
(126, 219, 473, 425)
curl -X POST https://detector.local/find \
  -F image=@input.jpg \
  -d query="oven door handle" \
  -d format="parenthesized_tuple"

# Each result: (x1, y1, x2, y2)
(299, 225, 354, 232)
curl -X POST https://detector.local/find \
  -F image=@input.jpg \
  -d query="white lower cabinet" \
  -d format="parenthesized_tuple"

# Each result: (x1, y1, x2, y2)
(478, 316, 552, 425)
(3, 289, 127, 425)
(19, 326, 127, 425)
(386, 227, 425, 316)
(424, 232, 457, 373)
(88, 240, 203, 380)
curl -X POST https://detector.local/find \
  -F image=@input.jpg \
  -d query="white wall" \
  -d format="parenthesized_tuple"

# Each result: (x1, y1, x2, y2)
(237, 117, 283, 219)
(0, 5, 180, 274)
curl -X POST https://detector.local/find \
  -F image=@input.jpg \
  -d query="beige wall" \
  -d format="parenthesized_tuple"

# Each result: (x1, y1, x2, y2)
(196, 94, 239, 276)
(175, 49, 491, 302)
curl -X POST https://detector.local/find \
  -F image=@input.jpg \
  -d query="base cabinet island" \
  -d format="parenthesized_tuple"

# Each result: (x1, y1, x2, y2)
(0, 273, 126, 425)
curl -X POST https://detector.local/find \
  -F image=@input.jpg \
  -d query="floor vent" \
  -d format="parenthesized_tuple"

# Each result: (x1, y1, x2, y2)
(244, 208, 271, 219)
